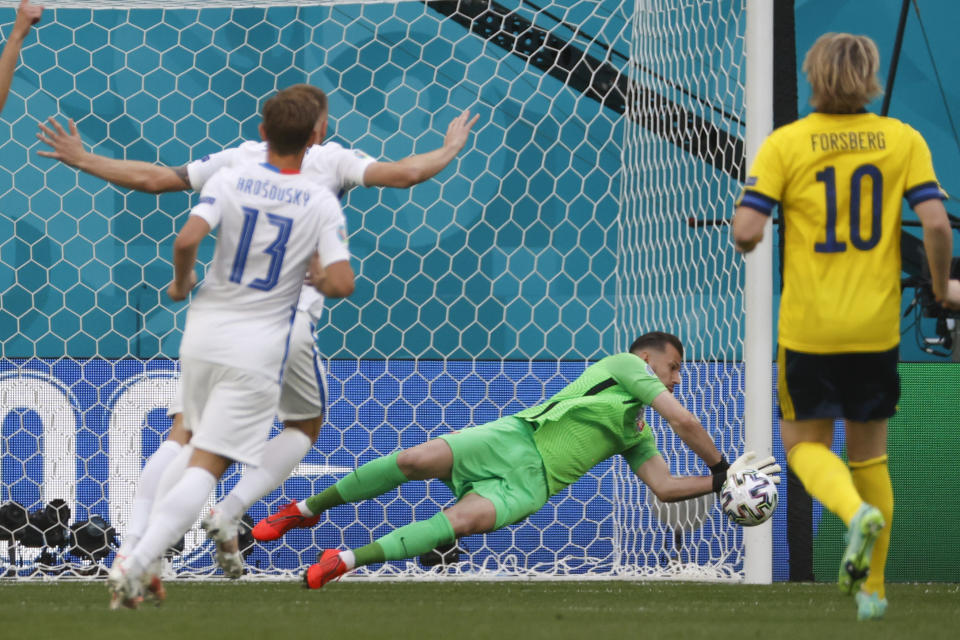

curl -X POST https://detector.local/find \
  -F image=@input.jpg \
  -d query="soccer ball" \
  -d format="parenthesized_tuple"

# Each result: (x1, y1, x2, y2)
(720, 469, 778, 526)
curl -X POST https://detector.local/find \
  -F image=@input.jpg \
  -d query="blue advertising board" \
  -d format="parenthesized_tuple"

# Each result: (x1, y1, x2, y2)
(1, 357, 788, 578)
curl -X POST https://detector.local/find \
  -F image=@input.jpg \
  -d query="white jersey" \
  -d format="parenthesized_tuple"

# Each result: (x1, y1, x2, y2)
(179, 162, 349, 380)
(187, 140, 375, 320)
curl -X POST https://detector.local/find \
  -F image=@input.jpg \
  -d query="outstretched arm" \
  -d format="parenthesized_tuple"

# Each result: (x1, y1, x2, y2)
(635, 455, 714, 503)
(37, 117, 191, 193)
(650, 390, 723, 468)
(637, 451, 781, 503)
(0, 1, 42, 115)
(362, 109, 479, 188)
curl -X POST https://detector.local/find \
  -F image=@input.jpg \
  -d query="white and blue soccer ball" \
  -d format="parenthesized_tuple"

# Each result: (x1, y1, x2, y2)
(720, 469, 778, 526)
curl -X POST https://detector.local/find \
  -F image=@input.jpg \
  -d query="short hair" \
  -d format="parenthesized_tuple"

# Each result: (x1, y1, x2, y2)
(285, 83, 328, 117)
(803, 33, 882, 113)
(629, 331, 684, 358)
(261, 87, 321, 155)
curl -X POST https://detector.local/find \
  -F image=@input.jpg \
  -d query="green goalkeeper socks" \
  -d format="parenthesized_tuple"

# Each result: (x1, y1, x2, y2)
(305, 452, 408, 515)
(353, 512, 456, 567)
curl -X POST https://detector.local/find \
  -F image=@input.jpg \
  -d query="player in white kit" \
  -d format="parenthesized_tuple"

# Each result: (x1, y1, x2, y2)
(107, 87, 355, 607)
(37, 85, 478, 579)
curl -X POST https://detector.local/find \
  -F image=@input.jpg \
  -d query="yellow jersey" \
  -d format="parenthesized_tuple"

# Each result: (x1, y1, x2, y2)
(738, 112, 945, 353)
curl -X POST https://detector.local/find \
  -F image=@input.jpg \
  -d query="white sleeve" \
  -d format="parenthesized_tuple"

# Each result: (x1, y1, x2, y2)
(325, 144, 377, 191)
(186, 147, 241, 191)
(189, 173, 227, 230)
(315, 197, 351, 268)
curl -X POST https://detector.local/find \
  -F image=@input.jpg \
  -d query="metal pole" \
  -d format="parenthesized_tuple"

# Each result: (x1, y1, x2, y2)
(743, 0, 774, 585)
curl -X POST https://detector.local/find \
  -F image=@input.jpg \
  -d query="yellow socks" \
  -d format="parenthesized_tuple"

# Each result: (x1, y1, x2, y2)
(787, 441, 862, 526)
(850, 455, 893, 599)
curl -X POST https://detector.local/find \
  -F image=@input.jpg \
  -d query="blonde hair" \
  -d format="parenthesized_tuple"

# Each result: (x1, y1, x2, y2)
(803, 33, 883, 113)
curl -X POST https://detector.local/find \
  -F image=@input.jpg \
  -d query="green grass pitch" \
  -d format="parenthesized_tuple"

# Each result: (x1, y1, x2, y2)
(1, 580, 957, 639)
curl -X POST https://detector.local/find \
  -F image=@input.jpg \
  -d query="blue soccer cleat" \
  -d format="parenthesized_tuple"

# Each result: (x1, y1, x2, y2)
(856, 591, 888, 621)
(839, 503, 885, 595)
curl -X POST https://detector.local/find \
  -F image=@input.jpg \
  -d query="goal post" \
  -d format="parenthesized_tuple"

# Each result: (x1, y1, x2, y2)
(0, 0, 773, 581)
(743, 0, 774, 585)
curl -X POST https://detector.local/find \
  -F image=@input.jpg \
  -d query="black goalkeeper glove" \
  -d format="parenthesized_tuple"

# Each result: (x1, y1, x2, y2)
(710, 457, 730, 494)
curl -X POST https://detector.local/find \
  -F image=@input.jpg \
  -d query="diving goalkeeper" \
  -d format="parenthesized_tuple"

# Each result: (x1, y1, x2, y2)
(251, 331, 781, 588)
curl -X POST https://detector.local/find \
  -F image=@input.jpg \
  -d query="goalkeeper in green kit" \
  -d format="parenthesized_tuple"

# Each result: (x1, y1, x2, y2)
(251, 332, 781, 588)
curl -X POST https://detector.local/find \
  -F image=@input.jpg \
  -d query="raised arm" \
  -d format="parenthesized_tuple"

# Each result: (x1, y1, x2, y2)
(362, 109, 479, 188)
(37, 117, 191, 193)
(0, 1, 42, 115)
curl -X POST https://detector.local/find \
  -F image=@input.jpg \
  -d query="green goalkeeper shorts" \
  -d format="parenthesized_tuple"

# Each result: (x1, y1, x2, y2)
(439, 415, 550, 530)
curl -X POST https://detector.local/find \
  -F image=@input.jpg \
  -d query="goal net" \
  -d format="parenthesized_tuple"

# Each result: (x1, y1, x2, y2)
(0, 0, 751, 581)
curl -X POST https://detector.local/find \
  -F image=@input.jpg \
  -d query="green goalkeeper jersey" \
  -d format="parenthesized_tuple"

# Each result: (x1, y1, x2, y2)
(514, 353, 669, 496)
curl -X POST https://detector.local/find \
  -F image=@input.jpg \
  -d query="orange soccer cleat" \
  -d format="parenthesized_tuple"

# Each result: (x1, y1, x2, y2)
(251, 501, 321, 542)
(303, 549, 348, 590)
(143, 574, 167, 606)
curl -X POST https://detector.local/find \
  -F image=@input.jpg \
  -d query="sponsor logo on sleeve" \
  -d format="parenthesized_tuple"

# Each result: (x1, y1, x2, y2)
(745, 176, 757, 186)
(337, 225, 348, 244)
(198, 196, 216, 205)
(353, 150, 372, 160)
(200, 154, 211, 162)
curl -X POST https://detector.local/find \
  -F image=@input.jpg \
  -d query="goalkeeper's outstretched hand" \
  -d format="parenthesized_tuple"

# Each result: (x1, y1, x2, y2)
(729, 451, 781, 484)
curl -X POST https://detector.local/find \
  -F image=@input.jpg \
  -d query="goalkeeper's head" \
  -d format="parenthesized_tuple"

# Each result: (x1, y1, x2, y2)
(629, 331, 684, 392)
(803, 32, 882, 114)
(260, 87, 323, 157)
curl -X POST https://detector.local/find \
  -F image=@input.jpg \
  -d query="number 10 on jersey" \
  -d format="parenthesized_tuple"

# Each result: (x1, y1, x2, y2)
(814, 163, 882, 253)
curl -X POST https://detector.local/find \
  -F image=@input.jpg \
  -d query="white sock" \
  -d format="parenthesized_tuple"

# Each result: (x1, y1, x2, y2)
(119, 440, 182, 555)
(220, 428, 313, 519)
(129, 467, 218, 571)
(339, 549, 356, 570)
(296, 500, 314, 517)
(149, 444, 194, 517)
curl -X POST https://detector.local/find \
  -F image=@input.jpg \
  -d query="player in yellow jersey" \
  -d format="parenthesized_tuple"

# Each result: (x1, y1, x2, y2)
(0, 2, 42, 116)
(732, 33, 960, 621)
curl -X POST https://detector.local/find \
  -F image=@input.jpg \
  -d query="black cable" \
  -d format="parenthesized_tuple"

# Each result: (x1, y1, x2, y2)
(910, 0, 960, 164)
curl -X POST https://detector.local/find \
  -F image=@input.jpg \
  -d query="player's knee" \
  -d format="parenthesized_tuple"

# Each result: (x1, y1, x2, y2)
(445, 510, 489, 537)
(284, 418, 322, 442)
(167, 415, 191, 445)
(396, 448, 429, 477)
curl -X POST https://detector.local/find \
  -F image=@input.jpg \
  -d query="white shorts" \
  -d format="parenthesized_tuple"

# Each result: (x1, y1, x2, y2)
(277, 311, 328, 421)
(180, 358, 280, 466)
(167, 311, 327, 423)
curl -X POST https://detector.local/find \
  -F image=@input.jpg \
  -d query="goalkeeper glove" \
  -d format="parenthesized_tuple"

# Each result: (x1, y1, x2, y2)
(710, 451, 782, 494)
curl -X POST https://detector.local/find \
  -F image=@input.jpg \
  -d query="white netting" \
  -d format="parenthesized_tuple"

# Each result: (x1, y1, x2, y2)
(1, 0, 747, 581)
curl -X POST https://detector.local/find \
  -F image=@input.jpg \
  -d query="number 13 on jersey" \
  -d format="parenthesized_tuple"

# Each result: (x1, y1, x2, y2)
(230, 206, 294, 290)
(814, 163, 883, 253)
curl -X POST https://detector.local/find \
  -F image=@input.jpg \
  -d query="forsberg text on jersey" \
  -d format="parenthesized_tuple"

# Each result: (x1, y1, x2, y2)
(809, 130, 886, 152)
